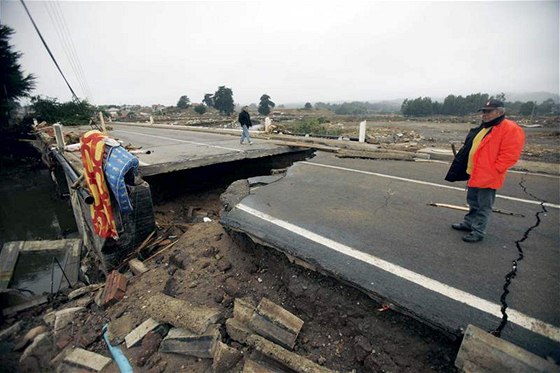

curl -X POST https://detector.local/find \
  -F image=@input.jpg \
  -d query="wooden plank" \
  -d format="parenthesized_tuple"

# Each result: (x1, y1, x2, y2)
(0, 242, 23, 290)
(455, 324, 560, 373)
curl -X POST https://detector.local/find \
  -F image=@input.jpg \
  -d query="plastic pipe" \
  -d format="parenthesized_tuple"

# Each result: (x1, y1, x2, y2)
(102, 324, 133, 373)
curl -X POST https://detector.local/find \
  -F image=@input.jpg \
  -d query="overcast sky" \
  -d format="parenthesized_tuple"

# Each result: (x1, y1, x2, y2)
(2, 1, 559, 106)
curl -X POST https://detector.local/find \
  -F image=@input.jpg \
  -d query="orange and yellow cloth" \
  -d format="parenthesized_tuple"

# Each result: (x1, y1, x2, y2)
(80, 130, 118, 239)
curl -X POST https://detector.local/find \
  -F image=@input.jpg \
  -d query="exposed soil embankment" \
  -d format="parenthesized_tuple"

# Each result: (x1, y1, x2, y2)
(0, 186, 459, 372)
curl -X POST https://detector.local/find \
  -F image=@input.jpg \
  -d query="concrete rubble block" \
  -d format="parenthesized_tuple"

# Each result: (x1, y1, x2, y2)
(226, 318, 253, 344)
(14, 325, 49, 351)
(248, 297, 304, 350)
(159, 325, 220, 358)
(243, 358, 290, 373)
(54, 307, 85, 334)
(101, 270, 128, 307)
(247, 334, 338, 373)
(50, 345, 73, 368)
(60, 348, 112, 372)
(68, 283, 103, 300)
(0, 320, 22, 342)
(212, 341, 243, 372)
(125, 318, 161, 348)
(455, 324, 560, 373)
(234, 297, 257, 323)
(144, 292, 222, 334)
(73, 294, 94, 308)
(19, 332, 56, 373)
(44, 310, 57, 328)
(128, 258, 148, 276)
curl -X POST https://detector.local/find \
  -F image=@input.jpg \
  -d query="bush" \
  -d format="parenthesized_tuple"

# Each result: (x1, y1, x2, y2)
(283, 118, 343, 136)
(194, 105, 207, 115)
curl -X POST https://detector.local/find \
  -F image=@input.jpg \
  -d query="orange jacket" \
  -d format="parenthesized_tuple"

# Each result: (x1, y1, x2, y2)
(468, 118, 525, 189)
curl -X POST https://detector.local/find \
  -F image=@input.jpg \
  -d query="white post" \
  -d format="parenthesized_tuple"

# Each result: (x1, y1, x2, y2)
(53, 123, 65, 150)
(99, 112, 107, 134)
(150, 116, 154, 125)
(265, 117, 272, 134)
(359, 120, 367, 143)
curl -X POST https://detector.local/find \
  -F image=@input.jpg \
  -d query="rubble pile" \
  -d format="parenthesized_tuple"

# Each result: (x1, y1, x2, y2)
(1, 257, 338, 372)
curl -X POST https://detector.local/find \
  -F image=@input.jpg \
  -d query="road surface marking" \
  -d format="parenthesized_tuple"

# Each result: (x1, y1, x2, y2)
(302, 161, 560, 209)
(417, 160, 560, 179)
(236, 203, 560, 343)
(113, 129, 244, 153)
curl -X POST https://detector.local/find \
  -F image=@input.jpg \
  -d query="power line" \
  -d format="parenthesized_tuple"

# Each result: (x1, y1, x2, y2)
(44, 1, 87, 98)
(20, 0, 80, 102)
(48, 1, 93, 101)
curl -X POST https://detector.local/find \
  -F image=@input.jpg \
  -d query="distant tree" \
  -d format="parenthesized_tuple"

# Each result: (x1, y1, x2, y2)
(519, 101, 536, 116)
(495, 92, 507, 102)
(1, 25, 36, 131)
(177, 95, 190, 109)
(401, 97, 433, 116)
(193, 105, 207, 115)
(30, 96, 96, 125)
(213, 86, 234, 115)
(258, 94, 275, 116)
(203, 93, 214, 107)
(304, 102, 313, 109)
(537, 98, 560, 115)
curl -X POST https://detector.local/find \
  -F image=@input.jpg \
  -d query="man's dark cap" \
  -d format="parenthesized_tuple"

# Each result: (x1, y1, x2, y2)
(478, 99, 504, 111)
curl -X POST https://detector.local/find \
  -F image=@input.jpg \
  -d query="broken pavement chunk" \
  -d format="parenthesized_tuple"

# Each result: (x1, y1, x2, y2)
(128, 258, 148, 276)
(247, 334, 338, 373)
(61, 348, 112, 372)
(226, 318, 253, 344)
(212, 341, 243, 372)
(144, 292, 222, 334)
(159, 325, 220, 358)
(233, 297, 257, 323)
(243, 358, 293, 373)
(248, 298, 304, 350)
(68, 283, 103, 300)
(125, 318, 161, 348)
(455, 324, 560, 373)
(101, 270, 128, 307)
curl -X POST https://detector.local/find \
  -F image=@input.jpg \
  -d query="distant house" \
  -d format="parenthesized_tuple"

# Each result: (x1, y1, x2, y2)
(107, 108, 119, 118)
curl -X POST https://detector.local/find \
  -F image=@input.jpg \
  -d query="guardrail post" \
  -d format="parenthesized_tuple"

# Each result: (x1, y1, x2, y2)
(53, 123, 65, 150)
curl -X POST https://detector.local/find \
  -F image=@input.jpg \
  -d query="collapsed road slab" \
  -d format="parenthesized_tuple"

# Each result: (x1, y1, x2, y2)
(221, 152, 560, 361)
(102, 123, 309, 176)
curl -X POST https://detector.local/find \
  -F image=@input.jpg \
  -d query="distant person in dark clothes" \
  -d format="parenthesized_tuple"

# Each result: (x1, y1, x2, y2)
(238, 106, 253, 145)
(445, 99, 525, 243)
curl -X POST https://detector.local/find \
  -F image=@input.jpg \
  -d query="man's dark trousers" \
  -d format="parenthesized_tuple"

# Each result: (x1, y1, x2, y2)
(464, 187, 496, 237)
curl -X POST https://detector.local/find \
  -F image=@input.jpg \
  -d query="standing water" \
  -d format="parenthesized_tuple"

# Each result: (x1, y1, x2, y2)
(0, 139, 78, 295)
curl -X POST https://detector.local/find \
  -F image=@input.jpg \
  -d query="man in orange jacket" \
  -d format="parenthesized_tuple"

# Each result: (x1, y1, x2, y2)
(445, 99, 525, 243)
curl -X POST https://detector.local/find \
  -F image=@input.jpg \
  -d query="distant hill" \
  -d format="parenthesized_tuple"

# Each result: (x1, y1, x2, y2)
(504, 92, 559, 103)
(280, 98, 404, 109)
(278, 92, 558, 109)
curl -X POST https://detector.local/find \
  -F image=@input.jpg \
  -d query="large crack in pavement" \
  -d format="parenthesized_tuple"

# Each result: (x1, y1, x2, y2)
(492, 178, 549, 338)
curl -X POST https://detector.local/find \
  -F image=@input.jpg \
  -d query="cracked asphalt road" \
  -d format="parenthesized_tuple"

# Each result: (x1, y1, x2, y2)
(222, 151, 560, 360)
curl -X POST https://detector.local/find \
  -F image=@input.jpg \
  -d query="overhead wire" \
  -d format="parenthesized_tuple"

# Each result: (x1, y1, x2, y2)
(20, 0, 80, 102)
(43, 1, 87, 100)
(50, 1, 93, 101)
